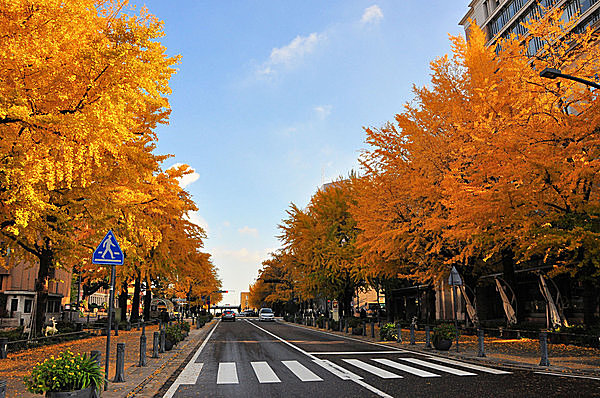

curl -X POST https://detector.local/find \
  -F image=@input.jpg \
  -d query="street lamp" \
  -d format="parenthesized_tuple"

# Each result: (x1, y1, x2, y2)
(539, 67, 600, 89)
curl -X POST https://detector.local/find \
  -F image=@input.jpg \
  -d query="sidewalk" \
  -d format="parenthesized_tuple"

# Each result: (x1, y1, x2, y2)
(287, 321, 600, 377)
(0, 320, 216, 398)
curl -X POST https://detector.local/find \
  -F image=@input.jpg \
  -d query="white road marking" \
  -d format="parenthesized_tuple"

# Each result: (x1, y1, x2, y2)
(251, 361, 281, 383)
(399, 358, 477, 376)
(217, 362, 239, 384)
(312, 359, 362, 380)
(246, 320, 392, 397)
(308, 351, 406, 355)
(372, 358, 440, 378)
(424, 356, 511, 374)
(534, 372, 600, 381)
(282, 360, 323, 382)
(342, 359, 403, 379)
(162, 320, 220, 398)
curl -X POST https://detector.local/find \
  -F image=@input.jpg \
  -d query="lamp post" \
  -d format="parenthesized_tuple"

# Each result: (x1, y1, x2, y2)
(539, 67, 600, 89)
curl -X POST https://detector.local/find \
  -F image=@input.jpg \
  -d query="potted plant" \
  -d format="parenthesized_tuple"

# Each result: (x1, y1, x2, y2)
(432, 323, 458, 351)
(24, 350, 103, 397)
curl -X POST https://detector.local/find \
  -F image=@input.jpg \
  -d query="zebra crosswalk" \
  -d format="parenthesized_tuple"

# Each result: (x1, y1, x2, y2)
(192, 356, 510, 386)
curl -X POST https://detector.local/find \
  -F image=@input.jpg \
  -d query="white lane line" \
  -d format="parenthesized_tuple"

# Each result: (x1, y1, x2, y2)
(399, 358, 477, 376)
(313, 359, 362, 380)
(534, 372, 600, 381)
(308, 351, 405, 355)
(282, 360, 323, 382)
(342, 359, 403, 379)
(217, 362, 239, 384)
(372, 358, 440, 378)
(162, 320, 220, 398)
(251, 361, 281, 383)
(245, 320, 392, 398)
(424, 356, 511, 374)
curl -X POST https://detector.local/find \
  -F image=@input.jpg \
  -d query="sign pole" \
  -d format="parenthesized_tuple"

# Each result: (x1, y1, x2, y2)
(104, 264, 116, 390)
(91, 230, 124, 392)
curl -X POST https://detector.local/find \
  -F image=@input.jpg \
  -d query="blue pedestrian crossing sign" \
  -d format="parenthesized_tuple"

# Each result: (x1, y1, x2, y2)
(92, 230, 124, 265)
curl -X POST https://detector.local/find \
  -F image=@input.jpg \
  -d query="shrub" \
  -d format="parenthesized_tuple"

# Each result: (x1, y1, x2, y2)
(380, 323, 398, 341)
(23, 350, 103, 394)
(432, 323, 458, 345)
(166, 323, 186, 344)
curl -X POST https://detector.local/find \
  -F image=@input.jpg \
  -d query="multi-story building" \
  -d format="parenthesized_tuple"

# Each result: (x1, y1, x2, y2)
(240, 291, 250, 311)
(0, 255, 72, 328)
(460, 0, 600, 53)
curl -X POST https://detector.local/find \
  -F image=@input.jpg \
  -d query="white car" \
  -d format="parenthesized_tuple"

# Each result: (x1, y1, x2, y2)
(258, 308, 275, 322)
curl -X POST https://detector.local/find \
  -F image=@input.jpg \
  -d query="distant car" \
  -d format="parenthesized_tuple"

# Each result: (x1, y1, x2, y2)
(222, 310, 236, 322)
(241, 310, 257, 317)
(258, 308, 275, 322)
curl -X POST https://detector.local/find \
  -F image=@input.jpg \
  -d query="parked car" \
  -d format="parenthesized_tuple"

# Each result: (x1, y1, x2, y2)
(258, 308, 275, 322)
(221, 310, 236, 322)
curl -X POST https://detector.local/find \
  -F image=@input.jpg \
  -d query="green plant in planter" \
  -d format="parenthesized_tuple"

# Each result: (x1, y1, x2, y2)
(379, 323, 398, 341)
(24, 350, 103, 396)
(432, 323, 458, 345)
(166, 324, 184, 344)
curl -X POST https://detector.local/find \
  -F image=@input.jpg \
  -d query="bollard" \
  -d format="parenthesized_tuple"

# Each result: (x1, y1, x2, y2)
(425, 326, 432, 349)
(345, 319, 349, 334)
(0, 379, 6, 398)
(339, 319, 343, 332)
(410, 324, 415, 345)
(0, 338, 7, 359)
(152, 332, 159, 358)
(114, 320, 119, 336)
(362, 320, 366, 337)
(371, 320, 375, 338)
(397, 324, 402, 343)
(477, 328, 486, 357)
(160, 328, 166, 353)
(139, 327, 147, 367)
(113, 343, 125, 382)
(90, 350, 101, 367)
(539, 332, 550, 366)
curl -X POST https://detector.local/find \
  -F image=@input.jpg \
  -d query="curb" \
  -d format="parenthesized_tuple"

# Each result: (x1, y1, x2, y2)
(282, 320, 600, 379)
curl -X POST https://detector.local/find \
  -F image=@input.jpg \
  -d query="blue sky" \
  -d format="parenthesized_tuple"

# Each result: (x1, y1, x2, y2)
(130, 1, 468, 306)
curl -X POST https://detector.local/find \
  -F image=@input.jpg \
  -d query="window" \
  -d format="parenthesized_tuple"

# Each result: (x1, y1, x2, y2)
(47, 300, 60, 313)
(10, 298, 18, 312)
(24, 299, 32, 313)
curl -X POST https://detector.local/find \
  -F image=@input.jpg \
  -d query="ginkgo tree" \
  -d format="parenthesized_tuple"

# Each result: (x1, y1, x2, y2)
(279, 178, 365, 318)
(354, 7, 600, 326)
(0, 0, 187, 335)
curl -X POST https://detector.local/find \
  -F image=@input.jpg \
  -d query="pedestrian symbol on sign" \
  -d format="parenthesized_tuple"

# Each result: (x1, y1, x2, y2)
(92, 230, 124, 265)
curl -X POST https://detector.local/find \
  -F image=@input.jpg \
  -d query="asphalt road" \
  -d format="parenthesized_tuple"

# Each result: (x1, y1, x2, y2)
(162, 318, 600, 398)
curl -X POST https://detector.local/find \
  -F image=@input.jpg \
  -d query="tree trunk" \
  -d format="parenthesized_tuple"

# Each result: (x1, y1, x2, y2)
(118, 281, 128, 322)
(130, 272, 141, 322)
(583, 278, 598, 327)
(34, 246, 54, 337)
(143, 277, 152, 321)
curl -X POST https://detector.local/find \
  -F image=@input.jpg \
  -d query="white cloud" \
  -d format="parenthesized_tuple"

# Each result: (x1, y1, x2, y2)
(185, 211, 209, 233)
(238, 226, 259, 237)
(314, 105, 332, 119)
(361, 5, 384, 25)
(168, 163, 200, 188)
(222, 221, 231, 228)
(257, 32, 326, 77)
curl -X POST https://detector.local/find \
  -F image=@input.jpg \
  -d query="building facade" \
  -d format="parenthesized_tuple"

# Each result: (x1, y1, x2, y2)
(240, 292, 250, 311)
(0, 255, 72, 328)
(460, 0, 600, 54)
